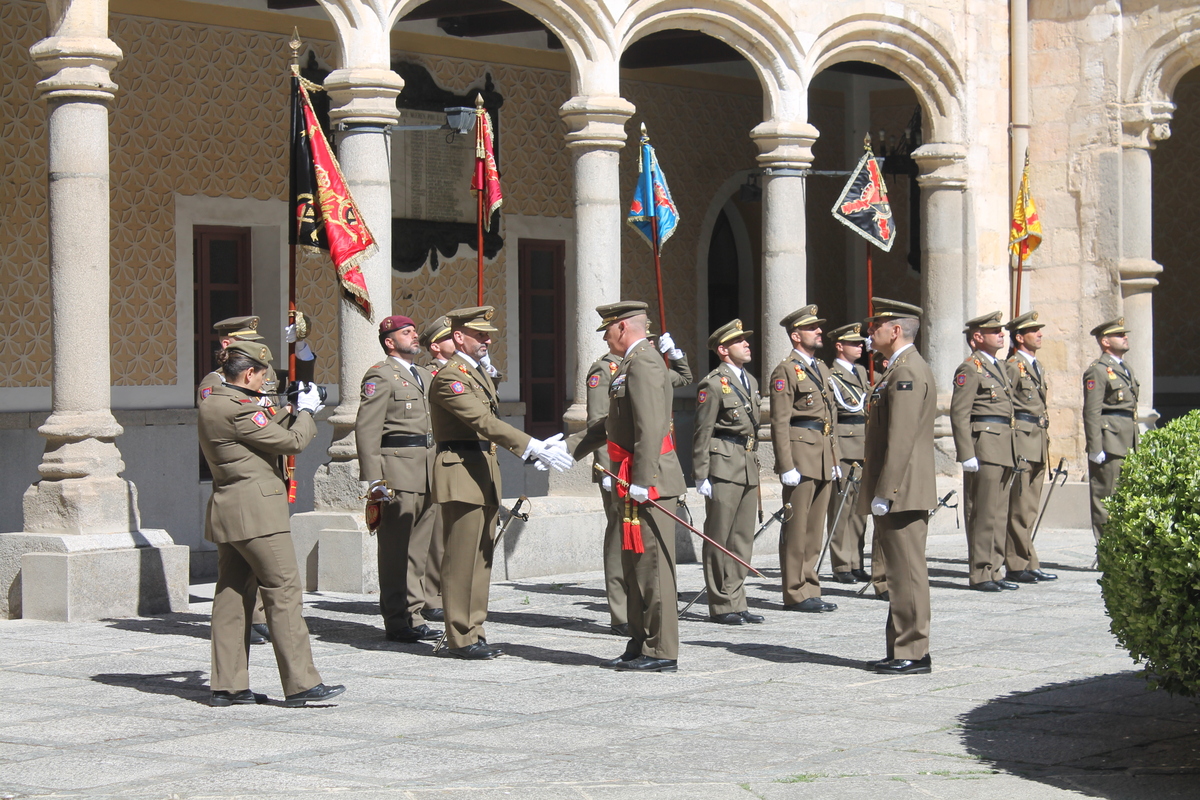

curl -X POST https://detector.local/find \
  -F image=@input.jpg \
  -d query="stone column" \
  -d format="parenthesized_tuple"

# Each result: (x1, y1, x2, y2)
(914, 143, 968, 473)
(0, 0, 188, 619)
(1118, 104, 1171, 427)
(751, 120, 819, 374)
(560, 95, 635, 433)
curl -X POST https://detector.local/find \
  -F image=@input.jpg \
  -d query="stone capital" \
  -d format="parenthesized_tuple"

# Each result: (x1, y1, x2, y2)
(29, 35, 122, 103)
(1118, 257, 1162, 295)
(559, 95, 636, 152)
(913, 143, 968, 189)
(324, 68, 404, 127)
(750, 120, 818, 171)
(1117, 101, 1175, 149)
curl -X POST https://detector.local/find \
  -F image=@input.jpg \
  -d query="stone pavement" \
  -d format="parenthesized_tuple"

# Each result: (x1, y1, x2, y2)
(2, 509, 1199, 799)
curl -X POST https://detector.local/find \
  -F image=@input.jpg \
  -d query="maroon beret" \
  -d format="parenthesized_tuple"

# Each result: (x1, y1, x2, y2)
(379, 315, 415, 334)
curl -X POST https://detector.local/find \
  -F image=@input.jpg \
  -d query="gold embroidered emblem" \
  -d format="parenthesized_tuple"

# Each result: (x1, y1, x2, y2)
(720, 376, 732, 394)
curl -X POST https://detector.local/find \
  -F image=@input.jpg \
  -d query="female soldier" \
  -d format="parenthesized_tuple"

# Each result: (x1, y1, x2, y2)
(198, 340, 344, 707)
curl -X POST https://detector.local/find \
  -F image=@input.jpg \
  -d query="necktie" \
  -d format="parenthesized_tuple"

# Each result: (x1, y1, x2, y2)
(1032, 359, 1043, 383)
(409, 366, 423, 390)
(739, 369, 751, 395)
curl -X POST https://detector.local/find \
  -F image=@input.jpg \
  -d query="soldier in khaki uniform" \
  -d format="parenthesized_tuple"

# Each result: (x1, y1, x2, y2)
(951, 311, 1019, 592)
(199, 341, 344, 707)
(826, 323, 872, 584)
(692, 319, 763, 625)
(859, 299, 937, 674)
(769, 305, 840, 612)
(1003, 311, 1058, 584)
(571, 301, 686, 672)
(355, 315, 441, 643)
(429, 306, 572, 659)
(416, 315, 454, 623)
(1083, 318, 1140, 542)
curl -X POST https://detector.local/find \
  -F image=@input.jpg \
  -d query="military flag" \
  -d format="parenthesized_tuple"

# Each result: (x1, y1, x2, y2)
(471, 95, 502, 304)
(832, 146, 896, 252)
(289, 72, 374, 317)
(627, 126, 680, 250)
(1009, 150, 1042, 259)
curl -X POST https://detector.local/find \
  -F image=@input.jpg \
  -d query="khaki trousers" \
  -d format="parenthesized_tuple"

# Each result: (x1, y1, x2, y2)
(1089, 457, 1122, 543)
(828, 463, 866, 572)
(440, 501, 498, 649)
(600, 487, 628, 626)
(422, 505, 444, 612)
(377, 489, 436, 632)
(622, 500, 679, 660)
(876, 509, 931, 660)
(869, 527, 889, 597)
(211, 532, 322, 696)
(964, 463, 1009, 584)
(780, 477, 833, 604)
(1005, 460, 1044, 571)
(702, 479, 757, 615)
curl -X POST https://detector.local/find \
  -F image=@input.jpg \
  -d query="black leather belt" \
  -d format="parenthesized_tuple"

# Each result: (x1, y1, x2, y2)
(971, 415, 1011, 424)
(1101, 409, 1135, 418)
(838, 415, 866, 425)
(437, 440, 492, 453)
(715, 433, 756, 451)
(1014, 412, 1048, 429)
(790, 419, 826, 430)
(381, 433, 432, 448)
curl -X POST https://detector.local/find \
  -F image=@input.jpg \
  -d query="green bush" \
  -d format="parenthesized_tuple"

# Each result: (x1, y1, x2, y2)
(1099, 410, 1200, 696)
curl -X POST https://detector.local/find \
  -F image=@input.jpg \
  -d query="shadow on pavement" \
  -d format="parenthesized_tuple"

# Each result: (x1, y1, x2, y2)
(959, 671, 1200, 798)
(90, 670, 213, 704)
(687, 639, 871, 670)
(503, 581, 608, 600)
(104, 613, 212, 640)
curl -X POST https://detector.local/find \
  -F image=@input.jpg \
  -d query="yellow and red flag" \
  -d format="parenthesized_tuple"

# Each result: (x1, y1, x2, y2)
(1009, 151, 1042, 260)
(472, 105, 503, 230)
(289, 73, 375, 317)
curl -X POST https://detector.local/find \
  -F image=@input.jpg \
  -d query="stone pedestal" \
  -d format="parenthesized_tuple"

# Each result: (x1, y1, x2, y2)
(560, 95, 635, 432)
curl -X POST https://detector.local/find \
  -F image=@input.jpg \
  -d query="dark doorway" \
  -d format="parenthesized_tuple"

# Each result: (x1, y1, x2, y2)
(518, 239, 566, 438)
(707, 209, 740, 371)
(193, 226, 252, 388)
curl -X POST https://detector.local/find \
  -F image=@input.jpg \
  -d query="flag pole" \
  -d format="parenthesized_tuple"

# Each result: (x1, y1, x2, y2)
(475, 94, 485, 305)
(286, 29, 301, 504)
(1013, 250, 1024, 318)
(642, 124, 668, 353)
(866, 249, 875, 384)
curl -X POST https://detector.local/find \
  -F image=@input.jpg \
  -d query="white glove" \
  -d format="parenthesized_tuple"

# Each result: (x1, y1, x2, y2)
(296, 340, 315, 361)
(286, 323, 298, 344)
(367, 480, 390, 501)
(781, 469, 802, 486)
(296, 381, 323, 414)
(628, 483, 651, 503)
(697, 478, 712, 498)
(657, 332, 684, 361)
(871, 496, 891, 516)
(601, 475, 613, 492)
(533, 433, 574, 472)
(481, 353, 500, 377)
(832, 465, 843, 481)
(1090, 451, 1107, 464)
(961, 457, 980, 473)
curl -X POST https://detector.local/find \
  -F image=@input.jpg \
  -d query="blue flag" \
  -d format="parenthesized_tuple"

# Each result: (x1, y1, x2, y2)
(627, 127, 679, 250)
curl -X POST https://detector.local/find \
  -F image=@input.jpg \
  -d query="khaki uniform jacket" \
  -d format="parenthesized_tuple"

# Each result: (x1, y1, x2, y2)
(691, 363, 761, 486)
(429, 353, 532, 506)
(829, 360, 869, 463)
(858, 346, 937, 514)
(950, 353, 1016, 467)
(769, 352, 839, 478)
(1005, 352, 1050, 465)
(355, 358, 435, 493)
(198, 368, 279, 405)
(571, 339, 686, 496)
(198, 384, 316, 544)
(1082, 353, 1139, 457)
(586, 354, 623, 485)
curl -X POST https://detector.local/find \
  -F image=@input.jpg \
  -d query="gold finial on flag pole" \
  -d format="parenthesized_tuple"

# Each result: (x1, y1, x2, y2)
(289, 27, 302, 72)
(863, 132, 872, 152)
(475, 92, 484, 110)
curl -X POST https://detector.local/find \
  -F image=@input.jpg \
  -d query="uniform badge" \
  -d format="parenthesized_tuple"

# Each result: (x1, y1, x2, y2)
(458, 363, 470, 375)
(587, 375, 600, 388)
(773, 378, 785, 392)
(430, 367, 439, 376)
(251, 411, 268, 428)
(720, 376, 732, 394)
(955, 373, 966, 386)
(451, 381, 465, 394)
(363, 382, 376, 397)
(1106, 367, 1117, 381)
(793, 364, 804, 383)
(200, 387, 212, 400)
(698, 389, 708, 404)
(897, 381, 913, 391)
(1086, 379, 1096, 391)
(608, 361, 619, 374)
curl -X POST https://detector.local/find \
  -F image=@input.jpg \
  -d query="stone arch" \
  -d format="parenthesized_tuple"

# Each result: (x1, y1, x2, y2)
(617, 0, 806, 122)
(1130, 12, 1200, 107)
(807, 14, 965, 145)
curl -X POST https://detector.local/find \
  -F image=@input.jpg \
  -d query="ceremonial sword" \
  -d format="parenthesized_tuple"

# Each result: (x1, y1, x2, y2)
(681, 501, 791, 617)
(1030, 457, 1069, 543)
(856, 489, 958, 596)
(817, 462, 861, 575)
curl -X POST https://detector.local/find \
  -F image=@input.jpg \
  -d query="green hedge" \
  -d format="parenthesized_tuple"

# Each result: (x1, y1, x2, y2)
(1099, 410, 1200, 696)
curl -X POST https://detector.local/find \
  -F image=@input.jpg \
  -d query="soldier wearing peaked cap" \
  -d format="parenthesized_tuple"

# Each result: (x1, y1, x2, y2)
(769, 305, 841, 613)
(570, 300, 687, 672)
(1003, 311, 1057, 584)
(858, 299, 936, 674)
(951, 310, 1018, 592)
(1083, 317, 1140, 544)
(692, 319, 763, 625)
(430, 306, 574, 660)
(355, 315, 441, 644)
(825, 323, 873, 585)
(416, 315, 454, 623)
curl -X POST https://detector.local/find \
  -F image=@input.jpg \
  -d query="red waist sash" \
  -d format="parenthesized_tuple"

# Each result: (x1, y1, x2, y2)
(606, 435, 674, 553)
